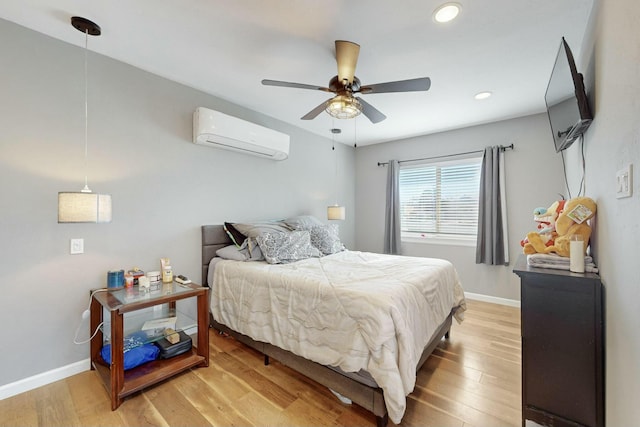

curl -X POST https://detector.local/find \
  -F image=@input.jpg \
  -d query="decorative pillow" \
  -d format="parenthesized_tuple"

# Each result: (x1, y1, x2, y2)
(216, 244, 249, 261)
(283, 215, 324, 231)
(246, 237, 265, 261)
(309, 224, 345, 255)
(232, 221, 292, 239)
(256, 231, 322, 264)
(224, 222, 247, 247)
(216, 240, 264, 261)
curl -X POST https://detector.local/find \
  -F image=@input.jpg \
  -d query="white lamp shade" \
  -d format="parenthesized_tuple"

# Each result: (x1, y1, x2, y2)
(58, 192, 112, 223)
(327, 205, 346, 221)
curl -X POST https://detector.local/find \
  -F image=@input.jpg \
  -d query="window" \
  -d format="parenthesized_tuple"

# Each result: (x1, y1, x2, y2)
(399, 156, 482, 243)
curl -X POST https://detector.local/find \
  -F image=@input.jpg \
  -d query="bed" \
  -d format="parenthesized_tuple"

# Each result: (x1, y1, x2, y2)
(201, 223, 466, 426)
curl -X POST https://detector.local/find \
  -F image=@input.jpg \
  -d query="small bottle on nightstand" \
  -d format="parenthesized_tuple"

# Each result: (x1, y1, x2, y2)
(162, 265, 173, 283)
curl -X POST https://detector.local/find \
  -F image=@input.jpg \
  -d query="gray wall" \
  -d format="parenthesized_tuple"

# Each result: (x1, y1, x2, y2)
(5, 2, 640, 423)
(354, 114, 565, 301)
(0, 19, 354, 386)
(571, 0, 640, 424)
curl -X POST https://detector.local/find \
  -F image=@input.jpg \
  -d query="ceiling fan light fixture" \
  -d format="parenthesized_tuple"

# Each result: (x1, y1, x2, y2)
(325, 95, 362, 119)
(433, 3, 461, 23)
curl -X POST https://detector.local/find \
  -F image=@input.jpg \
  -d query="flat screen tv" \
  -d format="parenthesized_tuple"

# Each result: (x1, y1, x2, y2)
(544, 37, 593, 152)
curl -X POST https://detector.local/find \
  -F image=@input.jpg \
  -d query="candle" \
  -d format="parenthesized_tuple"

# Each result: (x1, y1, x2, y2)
(138, 276, 150, 290)
(569, 235, 585, 273)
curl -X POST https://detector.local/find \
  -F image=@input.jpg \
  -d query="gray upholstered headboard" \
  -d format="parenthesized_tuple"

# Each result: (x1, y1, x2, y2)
(201, 225, 232, 286)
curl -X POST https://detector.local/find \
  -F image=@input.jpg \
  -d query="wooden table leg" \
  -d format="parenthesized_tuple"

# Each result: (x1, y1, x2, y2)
(197, 288, 210, 367)
(89, 295, 102, 370)
(111, 310, 124, 410)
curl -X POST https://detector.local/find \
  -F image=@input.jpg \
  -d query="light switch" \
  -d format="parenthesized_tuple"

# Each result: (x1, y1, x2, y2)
(616, 164, 633, 199)
(70, 238, 84, 254)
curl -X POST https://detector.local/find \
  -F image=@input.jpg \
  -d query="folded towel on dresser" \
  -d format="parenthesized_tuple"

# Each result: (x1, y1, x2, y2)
(527, 253, 598, 273)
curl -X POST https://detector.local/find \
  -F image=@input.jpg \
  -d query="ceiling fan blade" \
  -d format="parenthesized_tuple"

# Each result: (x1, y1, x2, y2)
(358, 77, 431, 94)
(262, 79, 332, 92)
(335, 40, 360, 85)
(301, 100, 329, 120)
(357, 97, 387, 124)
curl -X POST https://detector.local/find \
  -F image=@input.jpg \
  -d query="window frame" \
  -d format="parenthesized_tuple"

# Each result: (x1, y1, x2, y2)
(398, 154, 482, 246)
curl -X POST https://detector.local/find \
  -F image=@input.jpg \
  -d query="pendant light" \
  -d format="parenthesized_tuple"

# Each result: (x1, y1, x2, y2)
(327, 205, 346, 221)
(327, 127, 346, 221)
(58, 16, 112, 223)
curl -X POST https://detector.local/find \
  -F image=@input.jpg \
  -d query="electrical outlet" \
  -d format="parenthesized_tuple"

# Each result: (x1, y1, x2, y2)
(616, 164, 633, 199)
(70, 238, 84, 254)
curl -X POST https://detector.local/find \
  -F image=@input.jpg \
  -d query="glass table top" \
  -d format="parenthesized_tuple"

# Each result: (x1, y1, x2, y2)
(111, 282, 193, 304)
(110, 282, 197, 304)
(93, 282, 205, 311)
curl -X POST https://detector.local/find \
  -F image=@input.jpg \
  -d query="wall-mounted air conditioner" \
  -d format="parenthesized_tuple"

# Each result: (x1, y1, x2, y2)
(193, 107, 290, 160)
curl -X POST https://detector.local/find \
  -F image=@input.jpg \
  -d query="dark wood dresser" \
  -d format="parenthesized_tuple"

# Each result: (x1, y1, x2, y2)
(513, 255, 604, 427)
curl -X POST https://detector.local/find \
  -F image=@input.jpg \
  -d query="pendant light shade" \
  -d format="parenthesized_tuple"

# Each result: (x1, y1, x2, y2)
(58, 192, 112, 223)
(326, 127, 346, 221)
(58, 16, 112, 223)
(327, 205, 346, 221)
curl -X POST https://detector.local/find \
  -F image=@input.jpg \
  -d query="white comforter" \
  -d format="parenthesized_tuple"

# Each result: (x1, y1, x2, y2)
(210, 250, 466, 423)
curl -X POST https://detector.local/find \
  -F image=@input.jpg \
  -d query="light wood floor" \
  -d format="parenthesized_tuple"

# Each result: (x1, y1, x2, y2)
(0, 300, 521, 427)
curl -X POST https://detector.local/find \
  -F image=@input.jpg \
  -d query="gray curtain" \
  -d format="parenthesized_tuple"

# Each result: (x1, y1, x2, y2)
(476, 146, 509, 265)
(384, 159, 401, 255)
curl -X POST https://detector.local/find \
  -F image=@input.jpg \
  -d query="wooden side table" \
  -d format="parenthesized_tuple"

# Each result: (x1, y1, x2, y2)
(89, 282, 209, 410)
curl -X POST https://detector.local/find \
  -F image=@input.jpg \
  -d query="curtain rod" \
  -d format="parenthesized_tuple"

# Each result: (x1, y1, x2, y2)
(377, 143, 514, 167)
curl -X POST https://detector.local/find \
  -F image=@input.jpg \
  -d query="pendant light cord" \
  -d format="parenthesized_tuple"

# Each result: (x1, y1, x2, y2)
(353, 116, 357, 148)
(82, 28, 91, 193)
(332, 120, 338, 205)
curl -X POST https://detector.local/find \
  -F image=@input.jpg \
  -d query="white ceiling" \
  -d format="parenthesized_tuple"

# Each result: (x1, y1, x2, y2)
(0, 0, 594, 146)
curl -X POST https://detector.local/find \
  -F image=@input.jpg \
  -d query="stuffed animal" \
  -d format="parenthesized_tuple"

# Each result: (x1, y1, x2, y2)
(521, 196, 596, 257)
(520, 199, 565, 254)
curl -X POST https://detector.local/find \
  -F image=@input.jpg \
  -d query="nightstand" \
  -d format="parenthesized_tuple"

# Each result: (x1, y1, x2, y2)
(89, 282, 209, 410)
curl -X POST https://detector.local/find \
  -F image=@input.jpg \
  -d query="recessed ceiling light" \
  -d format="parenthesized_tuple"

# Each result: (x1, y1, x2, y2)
(474, 91, 492, 100)
(433, 3, 461, 23)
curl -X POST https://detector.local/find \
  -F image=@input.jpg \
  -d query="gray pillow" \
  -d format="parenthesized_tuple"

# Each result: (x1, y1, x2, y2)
(256, 231, 322, 264)
(309, 224, 345, 255)
(232, 221, 292, 239)
(283, 215, 324, 231)
(216, 240, 264, 261)
(216, 244, 249, 261)
(245, 237, 265, 261)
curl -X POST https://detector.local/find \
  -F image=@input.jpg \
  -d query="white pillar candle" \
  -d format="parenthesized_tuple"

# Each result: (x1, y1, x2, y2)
(569, 236, 585, 273)
(138, 276, 150, 290)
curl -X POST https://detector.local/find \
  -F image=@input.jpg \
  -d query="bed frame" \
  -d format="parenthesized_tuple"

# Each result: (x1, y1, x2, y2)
(201, 225, 453, 427)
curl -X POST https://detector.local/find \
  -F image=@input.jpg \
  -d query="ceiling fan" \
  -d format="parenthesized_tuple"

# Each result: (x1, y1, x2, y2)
(262, 40, 431, 124)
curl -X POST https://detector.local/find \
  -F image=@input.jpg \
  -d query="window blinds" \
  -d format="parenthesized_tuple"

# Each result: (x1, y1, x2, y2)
(399, 159, 481, 236)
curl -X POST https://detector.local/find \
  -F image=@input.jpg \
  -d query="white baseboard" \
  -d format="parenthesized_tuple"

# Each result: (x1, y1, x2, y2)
(0, 358, 90, 400)
(465, 292, 520, 308)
